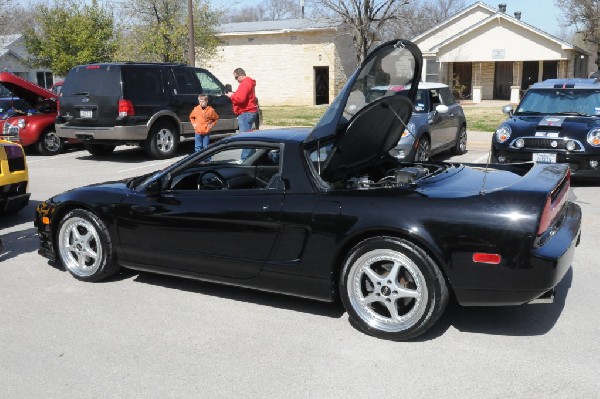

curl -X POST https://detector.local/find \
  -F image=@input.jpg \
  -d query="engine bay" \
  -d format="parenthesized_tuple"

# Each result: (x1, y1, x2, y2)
(344, 163, 443, 189)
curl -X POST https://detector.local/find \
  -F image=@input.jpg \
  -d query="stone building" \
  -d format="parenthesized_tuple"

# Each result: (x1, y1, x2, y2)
(211, 19, 355, 106)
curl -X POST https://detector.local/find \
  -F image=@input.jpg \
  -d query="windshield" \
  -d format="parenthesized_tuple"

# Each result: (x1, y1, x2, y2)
(517, 89, 600, 116)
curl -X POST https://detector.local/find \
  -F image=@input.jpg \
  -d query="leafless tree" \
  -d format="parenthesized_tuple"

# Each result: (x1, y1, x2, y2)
(385, 0, 466, 40)
(311, 0, 412, 64)
(221, 0, 301, 23)
(556, 0, 600, 70)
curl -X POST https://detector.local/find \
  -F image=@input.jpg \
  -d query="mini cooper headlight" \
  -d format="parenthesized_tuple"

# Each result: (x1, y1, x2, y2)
(566, 140, 577, 151)
(588, 128, 600, 147)
(401, 122, 415, 140)
(495, 124, 512, 143)
(17, 118, 26, 129)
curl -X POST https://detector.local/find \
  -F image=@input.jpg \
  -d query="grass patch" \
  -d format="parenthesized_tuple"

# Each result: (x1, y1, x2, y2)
(262, 104, 508, 132)
(462, 107, 508, 132)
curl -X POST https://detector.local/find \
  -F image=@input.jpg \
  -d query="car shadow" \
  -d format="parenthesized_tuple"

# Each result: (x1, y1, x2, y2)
(130, 270, 346, 318)
(74, 140, 197, 164)
(0, 200, 40, 229)
(0, 225, 40, 262)
(416, 267, 573, 341)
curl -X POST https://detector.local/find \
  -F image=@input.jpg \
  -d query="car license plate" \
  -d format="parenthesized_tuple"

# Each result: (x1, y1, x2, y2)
(533, 153, 556, 163)
(80, 110, 93, 118)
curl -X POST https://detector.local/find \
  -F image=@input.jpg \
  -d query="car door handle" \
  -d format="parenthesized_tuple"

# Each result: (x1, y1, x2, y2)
(130, 205, 156, 214)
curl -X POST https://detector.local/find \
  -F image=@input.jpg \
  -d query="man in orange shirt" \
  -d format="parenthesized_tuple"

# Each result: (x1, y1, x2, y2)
(189, 94, 219, 153)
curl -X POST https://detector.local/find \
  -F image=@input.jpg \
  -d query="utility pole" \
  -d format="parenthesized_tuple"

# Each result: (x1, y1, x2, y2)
(300, 0, 304, 19)
(188, 0, 195, 66)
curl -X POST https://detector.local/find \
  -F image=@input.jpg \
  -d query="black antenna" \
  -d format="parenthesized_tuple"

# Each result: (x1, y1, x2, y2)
(480, 148, 492, 195)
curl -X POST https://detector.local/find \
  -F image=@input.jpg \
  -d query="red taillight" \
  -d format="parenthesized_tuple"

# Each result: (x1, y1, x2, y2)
(537, 169, 570, 236)
(118, 99, 134, 117)
(472, 253, 501, 264)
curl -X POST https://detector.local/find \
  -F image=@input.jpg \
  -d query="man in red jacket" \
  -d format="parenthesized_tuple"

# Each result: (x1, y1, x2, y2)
(226, 68, 258, 133)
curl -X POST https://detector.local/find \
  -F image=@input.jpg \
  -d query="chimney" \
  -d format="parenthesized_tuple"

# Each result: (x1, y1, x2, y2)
(514, 11, 521, 20)
(499, 3, 507, 13)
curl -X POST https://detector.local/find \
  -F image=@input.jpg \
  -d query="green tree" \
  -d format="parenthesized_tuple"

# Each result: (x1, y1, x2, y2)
(556, 0, 600, 70)
(116, 0, 219, 65)
(22, 0, 117, 76)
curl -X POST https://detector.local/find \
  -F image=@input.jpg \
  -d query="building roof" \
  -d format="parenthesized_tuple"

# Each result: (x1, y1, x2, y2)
(217, 18, 341, 35)
(0, 34, 21, 50)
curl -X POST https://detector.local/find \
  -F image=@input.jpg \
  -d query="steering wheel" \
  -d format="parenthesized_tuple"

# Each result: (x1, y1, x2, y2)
(197, 170, 229, 190)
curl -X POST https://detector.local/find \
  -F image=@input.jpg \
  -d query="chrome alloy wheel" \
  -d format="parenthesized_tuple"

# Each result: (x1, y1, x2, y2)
(415, 139, 430, 161)
(347, 249, 428, 332)
(43, 131, 61, 152)
(458, 127, 467, 153)
(156, 128, 175, 154)
(58, 216, 103, 277)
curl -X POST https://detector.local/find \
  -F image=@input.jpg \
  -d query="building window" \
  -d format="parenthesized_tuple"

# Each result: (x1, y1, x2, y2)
(248, 38, 255, 42)
(290, 35, 297, 41)
(425, 59, 439, 82)
(36, 72, 54, 89)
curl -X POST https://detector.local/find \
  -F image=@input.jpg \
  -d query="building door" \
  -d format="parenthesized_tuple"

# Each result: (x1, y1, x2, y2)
(453, 62, 472, 100)
(521, 61, 539, 91)
(494, 61, 513, 100)
(314, 67, 329, 105)
(542, 61, 559, 80)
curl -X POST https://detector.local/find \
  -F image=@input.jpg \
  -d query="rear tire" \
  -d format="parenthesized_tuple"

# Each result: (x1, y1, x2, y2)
(36, 129, 64, 156)
(84, 143, 116, 156)
(145, 121, 178, 159)
(340, 237, 448, 341)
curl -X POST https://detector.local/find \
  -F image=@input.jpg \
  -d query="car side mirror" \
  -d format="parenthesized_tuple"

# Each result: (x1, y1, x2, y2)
(502, 105, 513, 116)
(145, 179, 162, 198)
(225, 84, 232, 92)
(435, 104, 449, 114)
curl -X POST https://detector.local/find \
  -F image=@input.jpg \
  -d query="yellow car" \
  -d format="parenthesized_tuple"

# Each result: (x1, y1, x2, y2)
(0, 139, 30, 214)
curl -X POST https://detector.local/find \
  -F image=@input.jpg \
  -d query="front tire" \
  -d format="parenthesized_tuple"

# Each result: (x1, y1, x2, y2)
(340, 237, 448, 341)
(451, 125, 467, 155)
(414, 136, 430, 161)
(36, 129, 64, 156)
(57, 209, 119, 281)
(145, 121, 178, 159)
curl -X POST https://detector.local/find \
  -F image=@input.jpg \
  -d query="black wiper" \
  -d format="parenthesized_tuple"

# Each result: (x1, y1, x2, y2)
(72, 92, 90, 96)
(555, 111, 593, 117)
(514, 111, 541, 115)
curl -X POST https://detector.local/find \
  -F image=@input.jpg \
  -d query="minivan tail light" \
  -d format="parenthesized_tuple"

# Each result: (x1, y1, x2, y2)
(537, 169, 570, 236)
(118, 99, 134, 117)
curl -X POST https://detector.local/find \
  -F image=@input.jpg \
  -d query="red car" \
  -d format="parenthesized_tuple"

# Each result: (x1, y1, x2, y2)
(0, 72, 75, 155)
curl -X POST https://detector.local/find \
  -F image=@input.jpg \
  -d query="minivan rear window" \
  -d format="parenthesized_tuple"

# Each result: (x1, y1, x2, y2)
(61, 65, 122, 97)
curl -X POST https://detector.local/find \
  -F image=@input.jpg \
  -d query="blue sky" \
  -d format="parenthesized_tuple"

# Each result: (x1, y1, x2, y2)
(213, 0, 564, 35)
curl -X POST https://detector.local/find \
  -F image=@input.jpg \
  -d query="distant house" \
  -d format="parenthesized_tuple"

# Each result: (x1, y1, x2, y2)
(0, 34, 55, 90)
(210, 19, 355, 106)
(414, 2, 590, 103)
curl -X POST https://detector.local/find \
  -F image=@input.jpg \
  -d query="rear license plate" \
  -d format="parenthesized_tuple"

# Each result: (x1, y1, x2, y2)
(80, 110, 93, 118)
(533, 153, 556, 163)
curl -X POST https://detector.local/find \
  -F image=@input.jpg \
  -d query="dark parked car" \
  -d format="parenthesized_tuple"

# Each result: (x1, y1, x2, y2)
(491, 78, 600, 178)
(35, 40, 581, 341)
(367, 82, 467, 161)
(55, 63, 255, 159)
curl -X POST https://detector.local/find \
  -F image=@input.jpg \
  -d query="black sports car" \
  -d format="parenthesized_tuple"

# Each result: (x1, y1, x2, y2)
(35, 40, 582, 341)
(491, 78, 600, 178)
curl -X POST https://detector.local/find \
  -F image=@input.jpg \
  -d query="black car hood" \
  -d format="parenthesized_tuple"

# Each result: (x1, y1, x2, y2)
(304, 39, 422, 183)
(508, 114, 600, 133)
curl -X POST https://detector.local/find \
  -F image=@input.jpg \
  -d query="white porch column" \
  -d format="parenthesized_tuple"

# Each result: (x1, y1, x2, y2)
(510, 86, 521, 104)
(472, 86, 482, 103)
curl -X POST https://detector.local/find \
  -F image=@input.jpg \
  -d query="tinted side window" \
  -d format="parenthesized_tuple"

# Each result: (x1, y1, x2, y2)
(61, 65, 122, 97)
(123, 66, 164, 102)
(429, 89, 441, 110)
(440, 88, 457, 105)
(172, 68, 200, 95)
(195, 69, 224, 96)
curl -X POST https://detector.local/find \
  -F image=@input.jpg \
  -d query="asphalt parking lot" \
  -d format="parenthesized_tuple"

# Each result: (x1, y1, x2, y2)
(1, 133, 599, 397)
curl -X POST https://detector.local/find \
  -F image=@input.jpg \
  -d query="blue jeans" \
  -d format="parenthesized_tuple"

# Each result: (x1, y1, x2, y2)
(195, 134, 210, 152)
(238, 112, 258, 133)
